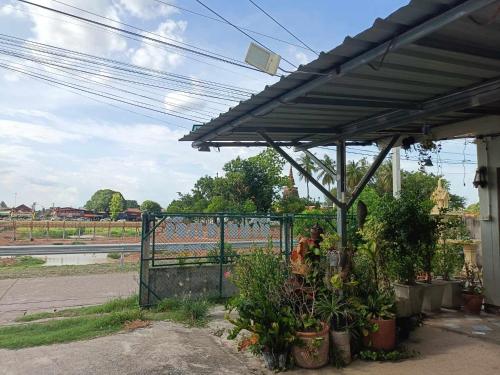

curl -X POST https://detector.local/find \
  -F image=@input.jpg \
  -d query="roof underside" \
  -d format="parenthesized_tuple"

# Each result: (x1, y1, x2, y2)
(181, 0, 500, 149)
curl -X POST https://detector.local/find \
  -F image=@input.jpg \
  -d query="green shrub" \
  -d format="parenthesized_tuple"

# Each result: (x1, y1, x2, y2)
(107, 252, 121, 260)
(207, 242, 237, 264)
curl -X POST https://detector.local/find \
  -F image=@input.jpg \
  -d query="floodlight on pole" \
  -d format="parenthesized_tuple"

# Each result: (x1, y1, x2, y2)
(245, 42, 281, 75)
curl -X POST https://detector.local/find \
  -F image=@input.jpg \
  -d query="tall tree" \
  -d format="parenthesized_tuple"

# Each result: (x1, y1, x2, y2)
(317, 154, 336, 190)
(109, 193, 124, 220)
(298, 154, 317, 200)
(0, 201, 7, 209)
(125, 200, 140, 209)
(141, 200, 162, 214)
(373, 160, 393, 195)
(346, 158, 369, 194)
(85, 189, 123, 212)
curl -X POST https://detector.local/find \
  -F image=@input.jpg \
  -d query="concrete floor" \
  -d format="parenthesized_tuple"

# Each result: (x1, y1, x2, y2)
(0, 273, 138, 324)
(1, 309, 500, 375)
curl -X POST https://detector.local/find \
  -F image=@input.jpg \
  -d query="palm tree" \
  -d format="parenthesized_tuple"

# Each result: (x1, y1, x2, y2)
(373, 160, 393, 195)
(298, 154, 318, 200)
(317, 154, 336, 190)
(346, 158, 369, 194)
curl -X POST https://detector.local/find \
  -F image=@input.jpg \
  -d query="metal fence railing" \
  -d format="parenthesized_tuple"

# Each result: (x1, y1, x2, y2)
(138, 212, 354, 305)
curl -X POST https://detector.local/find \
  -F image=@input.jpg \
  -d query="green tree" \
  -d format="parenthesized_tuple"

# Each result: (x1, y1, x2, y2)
(166, 149, 286, 213)
(372, 160, 393, 195)
(109, 193, 124, 220)
(317, 154, 336, 190)
(346, 158, 369, 194)
(298, 153, 317, 200)
(124, 200, 139, 209)
(0, 201, 7, 209)
(85, 189, 123, 212)
(141, 200, 162, 214)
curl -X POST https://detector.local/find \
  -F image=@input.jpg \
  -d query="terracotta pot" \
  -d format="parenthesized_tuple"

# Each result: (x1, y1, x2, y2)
(364, 318, 396, 351)
(292, 323, 329, 369)
(330, 330, 351, 365)
(462, 292, 483, 314)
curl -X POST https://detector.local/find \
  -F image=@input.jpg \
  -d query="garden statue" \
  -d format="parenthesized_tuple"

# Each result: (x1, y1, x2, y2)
(431, 178, 449, 214)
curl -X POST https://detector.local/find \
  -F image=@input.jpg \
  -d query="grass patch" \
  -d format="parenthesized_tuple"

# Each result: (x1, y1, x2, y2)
(0, 256, 45, 268)
(0, 310, 142, 349)
(107, 252, 122, 260)
(16, 295, 138, 322)
(4, 295, 213, 349)
(0, 262, 138, 280)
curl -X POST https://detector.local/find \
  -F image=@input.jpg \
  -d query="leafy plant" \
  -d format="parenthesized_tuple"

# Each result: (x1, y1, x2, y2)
(226, 248, 295, 365)
(359, 347, 418, 361)
(364, 291, 396, 321)
(463, 262, 483, 295)
(207, 242, 237, 264)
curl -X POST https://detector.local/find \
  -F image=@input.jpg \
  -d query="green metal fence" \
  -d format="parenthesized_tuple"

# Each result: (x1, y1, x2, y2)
(139, 212, 353, 306)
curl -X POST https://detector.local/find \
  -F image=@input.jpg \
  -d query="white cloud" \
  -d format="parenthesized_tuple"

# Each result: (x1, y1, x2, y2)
(22, 0, 127, 56)
(131, 20, 187, 70)
(0, 119, 83, 143)
(118, 0, 178, 19)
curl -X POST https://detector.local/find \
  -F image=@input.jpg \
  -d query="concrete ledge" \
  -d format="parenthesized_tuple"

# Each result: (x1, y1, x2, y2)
(149, 264, 236, 301)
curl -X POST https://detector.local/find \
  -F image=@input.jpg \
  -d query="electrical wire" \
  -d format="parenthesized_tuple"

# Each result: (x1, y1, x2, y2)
(193, 0, 298, 70)
(147, 0, 312, 51)
(16, 0, 269, 74)
(246, 0, 318, 55)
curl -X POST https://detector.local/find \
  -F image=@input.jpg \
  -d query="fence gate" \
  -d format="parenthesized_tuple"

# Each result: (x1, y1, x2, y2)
(139, 213, 340, 307)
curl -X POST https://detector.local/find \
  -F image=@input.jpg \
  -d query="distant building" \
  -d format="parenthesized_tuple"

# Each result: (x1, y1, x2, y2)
(51, 207, 86, 220)
(283, 166, 299, 199)
(10, 204, 33, 219)
(118, 208, 142, 221)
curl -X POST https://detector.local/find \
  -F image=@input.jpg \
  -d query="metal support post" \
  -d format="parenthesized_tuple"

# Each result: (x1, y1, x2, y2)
(393, 146, 401, 197)
(336, 141, 347, 250)
(139, 213, 151, 307)
(219, 214, 225, 298)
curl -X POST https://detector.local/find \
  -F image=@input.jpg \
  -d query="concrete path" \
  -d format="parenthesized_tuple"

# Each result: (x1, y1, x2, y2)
(0, 273, 138, 324)
(0, 320, 499, 375)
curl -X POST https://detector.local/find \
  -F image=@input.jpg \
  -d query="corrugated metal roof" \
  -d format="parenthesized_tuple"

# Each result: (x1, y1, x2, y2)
(181, 0, 500, 148)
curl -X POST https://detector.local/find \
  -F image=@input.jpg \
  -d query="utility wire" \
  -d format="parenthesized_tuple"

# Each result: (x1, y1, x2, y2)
(193, 0, 298, 70)
(148, 0, 311, 51)
(247, 0, 318, 55)
(17, 0, 268, 74)
(0, 62, 203, 123)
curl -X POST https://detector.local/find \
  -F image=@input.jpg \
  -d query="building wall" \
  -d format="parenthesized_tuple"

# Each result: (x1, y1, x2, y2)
(477, 136, 500, 307)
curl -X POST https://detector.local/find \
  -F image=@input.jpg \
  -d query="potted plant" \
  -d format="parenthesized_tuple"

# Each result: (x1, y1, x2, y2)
(462, 262, 484, 315)
(432, 216, 466, 309)
(370, 191, 431, 316)
(317, 292, 354, 365)
(226, 248, 295, 371)
(418, 213, 443, 313)
(286, 239, 330, 369)
(363, 291, 397, 351)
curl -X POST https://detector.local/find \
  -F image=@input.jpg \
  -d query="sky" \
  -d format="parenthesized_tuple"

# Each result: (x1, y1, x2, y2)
(0, 0, 479, 209)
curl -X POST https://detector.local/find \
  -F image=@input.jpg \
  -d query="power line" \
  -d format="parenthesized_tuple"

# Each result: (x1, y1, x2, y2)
(17, 0, 269, 74)
(0, 62, 203, 123)
(247, 0, 318, 55)
(149, 0, 311, 51)
(0, 34, 253, 102)
(193, 0, 298, 70)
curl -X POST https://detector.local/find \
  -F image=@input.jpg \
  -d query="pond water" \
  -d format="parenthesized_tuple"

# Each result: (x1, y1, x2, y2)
(33, 253, 110, 266)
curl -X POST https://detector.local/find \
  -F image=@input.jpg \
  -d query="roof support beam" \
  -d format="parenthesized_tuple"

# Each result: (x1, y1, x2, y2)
(346, 135, 399, 210)
(190, 0, 496, 147)
(259, 132, 344, 208)
(303, 149, 336, 178)
(302, 75, 500, 149)
(291, 96, 421, 109)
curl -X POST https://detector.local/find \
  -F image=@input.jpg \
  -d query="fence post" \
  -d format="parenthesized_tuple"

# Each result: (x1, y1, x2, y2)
(284, 214, 291, 263)
(29, 221, 33, 242)
(63, 220, 66, 240)
(139, 212, 151, 307)
(12, 220, 16, 241)
(219, 213, 225, 299)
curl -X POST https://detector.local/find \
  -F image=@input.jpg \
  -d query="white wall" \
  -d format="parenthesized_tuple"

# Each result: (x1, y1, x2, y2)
(477, 136, 500, 307)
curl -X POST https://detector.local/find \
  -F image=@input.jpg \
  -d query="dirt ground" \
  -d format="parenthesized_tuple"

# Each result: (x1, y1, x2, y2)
(1, 308, 500, 375)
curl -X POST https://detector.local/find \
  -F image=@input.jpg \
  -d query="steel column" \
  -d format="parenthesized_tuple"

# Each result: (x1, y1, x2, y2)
(336, 141, 347, 249)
